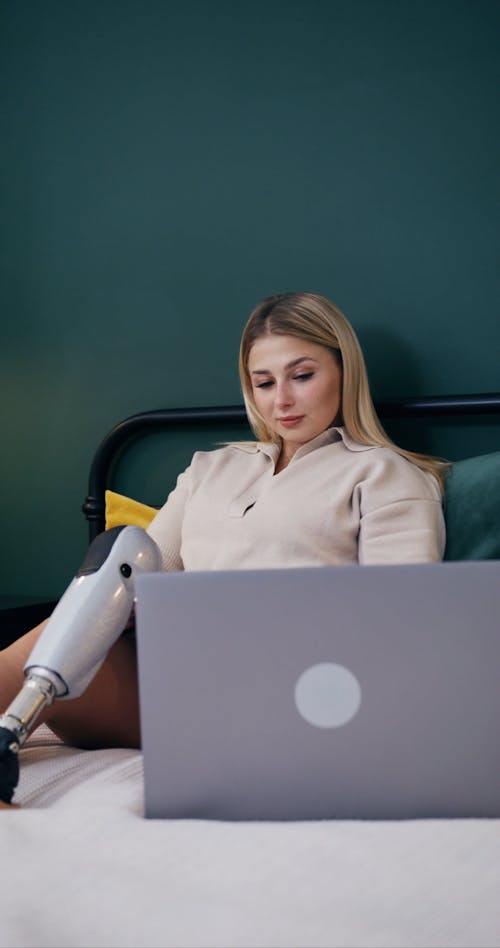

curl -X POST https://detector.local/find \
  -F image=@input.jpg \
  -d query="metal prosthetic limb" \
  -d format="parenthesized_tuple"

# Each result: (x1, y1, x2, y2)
(0, 525, 161, 804)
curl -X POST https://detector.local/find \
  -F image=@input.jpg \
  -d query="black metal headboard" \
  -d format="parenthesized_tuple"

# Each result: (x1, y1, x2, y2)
(82, 392, 500, 541)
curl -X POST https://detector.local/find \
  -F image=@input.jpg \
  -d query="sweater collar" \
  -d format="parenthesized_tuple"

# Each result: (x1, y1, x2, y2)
(234, 426, 374, 462)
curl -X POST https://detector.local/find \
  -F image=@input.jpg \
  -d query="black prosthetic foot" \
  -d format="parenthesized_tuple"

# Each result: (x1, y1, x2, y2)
(0, 727, 20, 804)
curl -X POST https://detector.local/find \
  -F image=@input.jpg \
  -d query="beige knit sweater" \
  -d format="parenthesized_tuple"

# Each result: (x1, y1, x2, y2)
(147, 427, 445, 571)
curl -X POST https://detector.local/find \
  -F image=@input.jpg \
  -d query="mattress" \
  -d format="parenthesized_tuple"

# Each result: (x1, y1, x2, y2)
(1, 724, 499, 948)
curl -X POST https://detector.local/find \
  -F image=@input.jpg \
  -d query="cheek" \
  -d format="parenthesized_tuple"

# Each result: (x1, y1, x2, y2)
(252, 388, 270, 415)
(314, 378, 341, 412)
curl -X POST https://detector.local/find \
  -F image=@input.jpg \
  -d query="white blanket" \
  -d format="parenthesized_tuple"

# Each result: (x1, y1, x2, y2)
(1, 726, 499, 948)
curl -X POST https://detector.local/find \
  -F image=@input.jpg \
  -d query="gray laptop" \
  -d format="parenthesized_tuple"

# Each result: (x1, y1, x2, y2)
(135, 561, 500, 820)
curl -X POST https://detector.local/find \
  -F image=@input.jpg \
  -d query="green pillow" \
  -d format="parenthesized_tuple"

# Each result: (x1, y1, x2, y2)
(444, 451, 500, 561)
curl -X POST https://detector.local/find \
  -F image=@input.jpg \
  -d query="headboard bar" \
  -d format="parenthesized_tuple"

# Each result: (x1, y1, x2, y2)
(82, 392, 500, 540)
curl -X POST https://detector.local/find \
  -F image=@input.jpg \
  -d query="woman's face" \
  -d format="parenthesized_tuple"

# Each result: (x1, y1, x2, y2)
(247, 333, 342, 457)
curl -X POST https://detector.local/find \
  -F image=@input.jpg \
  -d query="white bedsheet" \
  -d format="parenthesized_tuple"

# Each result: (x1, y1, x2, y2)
(1, 726, 499, 948)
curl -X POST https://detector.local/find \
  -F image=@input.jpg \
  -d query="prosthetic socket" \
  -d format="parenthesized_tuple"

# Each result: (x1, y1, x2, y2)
(0, 526, 161, 804)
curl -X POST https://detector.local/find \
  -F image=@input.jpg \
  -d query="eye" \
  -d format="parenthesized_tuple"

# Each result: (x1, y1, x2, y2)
(294, 372, 314, 382)
(255, 379, 274, 389)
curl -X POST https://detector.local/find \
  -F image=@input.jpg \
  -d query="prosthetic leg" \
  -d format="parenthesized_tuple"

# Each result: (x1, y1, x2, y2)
(0, 525, 161, 804)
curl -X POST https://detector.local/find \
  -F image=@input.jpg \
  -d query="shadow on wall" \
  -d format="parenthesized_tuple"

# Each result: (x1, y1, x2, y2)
(357, 325, 429, 453)
(356, 326, 500, 461)
(359, 325, 423, 401)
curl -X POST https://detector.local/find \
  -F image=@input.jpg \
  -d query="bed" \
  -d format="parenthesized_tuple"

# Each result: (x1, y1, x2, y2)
(2, 393, 500, 948)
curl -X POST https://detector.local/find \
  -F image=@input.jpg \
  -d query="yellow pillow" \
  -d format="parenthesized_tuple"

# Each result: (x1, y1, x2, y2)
(105, 490, 157, 531)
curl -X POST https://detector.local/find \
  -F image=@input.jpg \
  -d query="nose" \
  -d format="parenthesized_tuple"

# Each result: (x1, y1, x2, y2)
(275, 379, 294, 410)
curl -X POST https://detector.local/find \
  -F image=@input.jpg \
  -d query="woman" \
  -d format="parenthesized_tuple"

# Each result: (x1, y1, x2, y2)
(0, 292, 448, 767)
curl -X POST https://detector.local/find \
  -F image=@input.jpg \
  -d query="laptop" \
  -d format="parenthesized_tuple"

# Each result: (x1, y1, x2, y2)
(135, 561, 500, 820)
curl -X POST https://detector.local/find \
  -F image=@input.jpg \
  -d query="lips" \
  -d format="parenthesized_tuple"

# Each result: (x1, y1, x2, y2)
(278, 415, 305, 427)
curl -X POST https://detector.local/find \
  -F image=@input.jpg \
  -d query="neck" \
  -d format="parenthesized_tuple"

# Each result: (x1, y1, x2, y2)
(275, 442, 296, 473)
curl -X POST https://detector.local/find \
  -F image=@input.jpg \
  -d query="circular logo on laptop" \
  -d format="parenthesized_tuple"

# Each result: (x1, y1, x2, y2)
(294, 662, 362, 728)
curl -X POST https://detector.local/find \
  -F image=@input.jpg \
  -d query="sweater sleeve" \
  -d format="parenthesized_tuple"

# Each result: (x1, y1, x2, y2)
(355, 451, 446, 565)
(146, 466, 191, 571)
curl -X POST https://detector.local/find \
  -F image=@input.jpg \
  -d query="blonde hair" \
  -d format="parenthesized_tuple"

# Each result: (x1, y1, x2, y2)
(239, 292, 450, 492)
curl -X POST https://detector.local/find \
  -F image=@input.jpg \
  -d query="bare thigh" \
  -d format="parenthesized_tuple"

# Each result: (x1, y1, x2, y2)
(1, 622, 141, 750)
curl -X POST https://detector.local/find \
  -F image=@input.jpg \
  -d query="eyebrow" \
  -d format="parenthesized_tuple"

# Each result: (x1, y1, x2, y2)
(250, 356, 319, 376)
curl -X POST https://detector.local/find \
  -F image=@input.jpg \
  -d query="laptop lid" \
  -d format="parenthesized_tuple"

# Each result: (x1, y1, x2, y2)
(135, 561, 500, 820)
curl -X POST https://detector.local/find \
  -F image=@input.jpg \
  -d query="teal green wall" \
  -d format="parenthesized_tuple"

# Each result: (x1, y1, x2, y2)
(1, 0, 499, 600)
